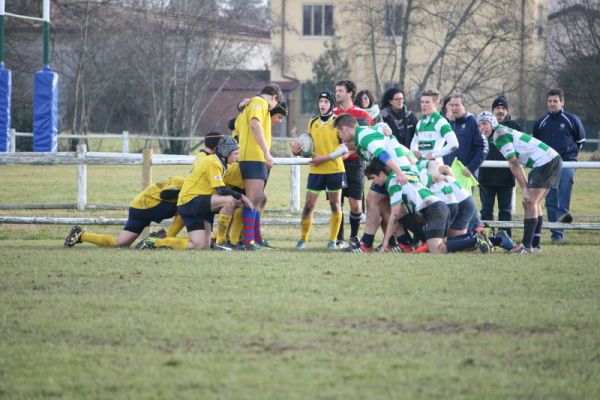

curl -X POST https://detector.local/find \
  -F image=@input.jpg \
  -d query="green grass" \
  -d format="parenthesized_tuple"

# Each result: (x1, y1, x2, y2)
(1, 157, 600, 399)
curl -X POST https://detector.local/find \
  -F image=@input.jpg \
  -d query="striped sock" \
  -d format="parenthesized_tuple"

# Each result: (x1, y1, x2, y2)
(242, 207, 255, 245)
(253, 209, 263, 243)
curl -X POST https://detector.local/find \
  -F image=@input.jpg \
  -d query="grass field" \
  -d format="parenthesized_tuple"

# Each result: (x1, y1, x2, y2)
(1, 159, 600, 399)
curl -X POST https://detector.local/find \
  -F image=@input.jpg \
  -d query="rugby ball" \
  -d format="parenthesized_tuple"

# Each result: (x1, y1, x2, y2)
(298, 133, 314, 157)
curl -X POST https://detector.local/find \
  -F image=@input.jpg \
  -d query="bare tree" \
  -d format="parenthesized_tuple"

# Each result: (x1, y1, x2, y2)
(547, 0, 600, 124)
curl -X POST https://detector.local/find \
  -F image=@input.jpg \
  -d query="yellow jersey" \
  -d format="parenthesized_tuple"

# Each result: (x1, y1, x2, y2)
(308, 116, 345, 174)
(223, 162, 244, 190)
(178, 155, 226, 205)
(130, 176, 184, 209)
(238, 96, 272, 162)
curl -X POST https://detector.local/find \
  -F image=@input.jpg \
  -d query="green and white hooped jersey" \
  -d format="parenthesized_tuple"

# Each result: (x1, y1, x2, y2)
(354, 125, 414, 169)
(493, 125, 559, 168)
(414, 166, 458, 205)
(445, 175, 471, 202)
(414, 111, 454, 161)
(385, 170, 441, 215)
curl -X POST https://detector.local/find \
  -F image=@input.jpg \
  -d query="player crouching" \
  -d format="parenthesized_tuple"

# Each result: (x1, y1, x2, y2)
(138, 137, 254, 250)
(365, 160, 491, 254)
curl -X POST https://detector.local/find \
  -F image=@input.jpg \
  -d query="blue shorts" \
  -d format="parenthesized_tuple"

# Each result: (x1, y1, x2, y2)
(449, 197, 476, 231)
(177, 195, 214, 232)
(124, 202, 178, 234)
(307, 172, 346, 192)
(240, 161, 269, 181)
(528, 156, 562, 189)
(420, 201, 450, 239)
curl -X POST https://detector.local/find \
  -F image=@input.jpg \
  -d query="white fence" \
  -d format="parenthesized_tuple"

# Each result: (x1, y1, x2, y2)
(8, 130, 297, 153)
(2, 145, 600, 229)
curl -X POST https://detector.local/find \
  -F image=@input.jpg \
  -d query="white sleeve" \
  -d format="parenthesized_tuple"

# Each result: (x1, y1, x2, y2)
(431, 132, 459, 158)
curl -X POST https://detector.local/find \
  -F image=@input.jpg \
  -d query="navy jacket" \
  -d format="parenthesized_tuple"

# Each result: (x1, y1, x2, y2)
(532, 109, 586, 161)
(478, 117, 521, 187)
(443, 112, 487, 177)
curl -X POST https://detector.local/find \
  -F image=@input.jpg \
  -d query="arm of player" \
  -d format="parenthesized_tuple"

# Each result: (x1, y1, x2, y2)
(429, 132, 459, 160)
(507, 156, 530, 201)
(382, 203, 402, 251)
(312, 144, 348, 165)
(410, 135, 421, 159)
(249, 118, 273, 168)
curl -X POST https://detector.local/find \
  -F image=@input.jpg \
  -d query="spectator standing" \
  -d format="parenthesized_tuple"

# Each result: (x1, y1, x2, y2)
(379, 87, 417, 148)
(355, 89, 383, 123)
(443, 93, 487, 178)
(478, 95, 521, 237)
(533, 88, 586, 242)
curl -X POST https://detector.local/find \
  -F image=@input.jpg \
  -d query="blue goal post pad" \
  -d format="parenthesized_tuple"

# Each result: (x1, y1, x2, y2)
(33, 66, 59, 152)
(0, 66, 11, 152)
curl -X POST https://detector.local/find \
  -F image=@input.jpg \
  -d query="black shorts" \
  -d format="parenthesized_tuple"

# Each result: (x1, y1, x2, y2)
(341, 158, 365, 200)
(446, 203, 458, 226)
(449, 197, 477, 231)
(240, 161, 269, 181)
(420, 201, 450, 239)
(528, 156, 562, 189)
(307, 172, 346, 192)
(369, 182, 388, 195)
(177, 195, 214, 232)
(124, 202, 178, 234)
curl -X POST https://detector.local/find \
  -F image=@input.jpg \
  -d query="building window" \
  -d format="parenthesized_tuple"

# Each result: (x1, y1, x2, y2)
(303, 4, 334, 37)
(384, 3, 403, 37)
(301, 82, 317, 115)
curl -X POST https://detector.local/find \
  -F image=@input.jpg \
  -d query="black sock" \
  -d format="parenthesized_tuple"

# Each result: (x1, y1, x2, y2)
(337, 213, 345, 241)
(350, 212, 362, 238)
(490, 236, 502, 246)
(397, 233, 412, 245)
(522, 218, 537, 248)
(445, 236, 477, 252)
(361, 233, 375, 248)
(531, 216, 543, 248)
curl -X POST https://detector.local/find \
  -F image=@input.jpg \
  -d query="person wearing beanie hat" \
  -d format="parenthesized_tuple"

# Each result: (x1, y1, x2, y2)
(479, 96, 523, 239)
(532, 88, 586, 243)
(290, 90, 347, 250)
(477, 111, 562, 254)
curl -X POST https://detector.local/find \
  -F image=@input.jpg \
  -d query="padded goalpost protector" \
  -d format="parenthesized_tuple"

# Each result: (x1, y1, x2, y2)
(0, 65, 10, 152)
(33, 66, 58, 152)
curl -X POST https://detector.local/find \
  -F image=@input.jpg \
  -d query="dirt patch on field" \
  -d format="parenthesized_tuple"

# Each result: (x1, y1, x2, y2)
(295, 317, 557, 337)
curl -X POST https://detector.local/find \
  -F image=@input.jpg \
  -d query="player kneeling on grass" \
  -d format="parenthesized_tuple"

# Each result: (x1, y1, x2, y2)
(139, 137, 254, 250)
(290, 91, 347, 250)
(477, 111, 562, 254)
(64, 177, 186, 248)
(335, 113, 416, 252)
(365, 160, 490, 254)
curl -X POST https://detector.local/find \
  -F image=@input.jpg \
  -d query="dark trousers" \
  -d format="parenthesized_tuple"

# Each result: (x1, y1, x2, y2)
(479, 185, 513, 236)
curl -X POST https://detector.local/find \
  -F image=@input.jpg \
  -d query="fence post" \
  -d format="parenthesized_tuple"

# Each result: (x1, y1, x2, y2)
(76, 144, 87, 210)
(142, 148, 153, 190)
(290, 165, 301, 213)
(9, 129, 16, 152)
(122, 131, 129, 153)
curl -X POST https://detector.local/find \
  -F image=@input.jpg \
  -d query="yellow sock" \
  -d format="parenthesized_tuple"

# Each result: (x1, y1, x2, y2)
(329, 212, 343, 241)
(167, 214, 185, 237)
(155, 237, 189, 250)
(300, 218, 313, 242)
(216, 214, 232, 244)
(81, 232, 116, 247)
(229, 208, 243, 244)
